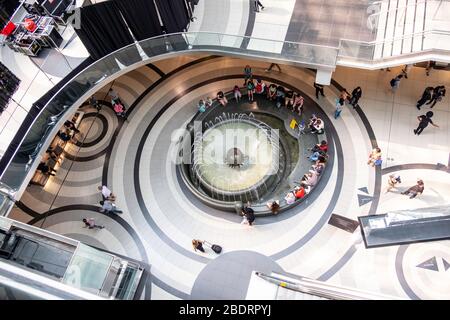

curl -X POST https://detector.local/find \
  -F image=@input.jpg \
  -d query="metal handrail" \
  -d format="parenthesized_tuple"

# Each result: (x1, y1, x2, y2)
(339, 29, 450, 46)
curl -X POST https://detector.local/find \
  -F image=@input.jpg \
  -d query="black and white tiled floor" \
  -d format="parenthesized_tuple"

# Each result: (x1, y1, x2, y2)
(8, 54, 450, 300)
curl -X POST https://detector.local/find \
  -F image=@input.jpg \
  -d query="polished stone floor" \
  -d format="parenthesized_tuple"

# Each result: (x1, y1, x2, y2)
(7, 54, 450, 300)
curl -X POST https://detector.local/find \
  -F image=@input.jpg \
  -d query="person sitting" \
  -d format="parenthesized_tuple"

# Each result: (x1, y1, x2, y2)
(267, 83, 277, 101)
(401, 179, 424, 199)
(64, 120, 80, 134)
(205, 97, 213, 108)
(217, 91, 228, 106)
(294, 185, 306, 199)
(233, 85, 242, 102)
(284, 191, 296, 204)
(46, 148, 58, 161)
(57, 130, 72, 142)
(301, 182, 311, 195)
(367, 147, 382, 167)
(308, 114, 318, 132)
(311, 140, 328, 153)
(275, 86, 286, 108)
(192, 239, 205, 253)
(292, 93, 304, 116)
(311, 118, 324, 134)
(296, 120, 306, 136)
(302, 171, 318, 187)
(246, 79, 255, 102)
(266, 200, 280, 215)
(311, 161, 325, 175)
(255, 79, 266, 95)
(37, 162, 57, 176)
(284, 90, 294, 109)
(386, 173, 401, 193)
(198, 99, 206, 113)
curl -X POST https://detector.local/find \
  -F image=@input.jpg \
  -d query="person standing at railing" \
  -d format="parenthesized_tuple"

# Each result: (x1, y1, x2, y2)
(401, 64, 413, 79)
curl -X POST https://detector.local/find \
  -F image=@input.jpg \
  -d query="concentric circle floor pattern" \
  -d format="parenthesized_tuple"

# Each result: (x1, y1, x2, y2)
(9, 55, 450, 300)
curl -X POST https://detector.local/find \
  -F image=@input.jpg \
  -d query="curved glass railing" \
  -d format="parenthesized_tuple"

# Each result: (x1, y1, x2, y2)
(0, 31, 339, 204)
(338, 29, 450, 63)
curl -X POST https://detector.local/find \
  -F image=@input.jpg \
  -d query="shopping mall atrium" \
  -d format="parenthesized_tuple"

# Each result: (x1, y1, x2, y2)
(0, 0, 449, 300)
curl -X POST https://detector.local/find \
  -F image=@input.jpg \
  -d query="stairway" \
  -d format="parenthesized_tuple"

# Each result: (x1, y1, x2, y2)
(373, 0, 428, 59)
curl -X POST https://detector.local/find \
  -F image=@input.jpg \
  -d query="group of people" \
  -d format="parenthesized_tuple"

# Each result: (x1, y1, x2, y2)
(282, 140, 329, 206)
(82, 185, 123, 230)
(416, 86, 446, 110)
(386, 174, 425, 199)
(197, 96, 214, 113)
(334, 87, 363, 119)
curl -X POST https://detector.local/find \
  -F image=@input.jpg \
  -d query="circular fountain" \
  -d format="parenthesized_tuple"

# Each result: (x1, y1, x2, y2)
(191, 118, 281, 203)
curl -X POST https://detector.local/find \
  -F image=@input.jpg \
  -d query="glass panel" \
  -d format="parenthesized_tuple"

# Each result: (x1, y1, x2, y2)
(62, 244, 113, 295)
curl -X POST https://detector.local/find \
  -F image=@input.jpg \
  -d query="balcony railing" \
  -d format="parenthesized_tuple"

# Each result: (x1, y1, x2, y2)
(0, 31, 339, 209)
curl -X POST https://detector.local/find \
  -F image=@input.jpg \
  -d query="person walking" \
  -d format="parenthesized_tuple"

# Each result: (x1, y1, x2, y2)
(401, 179, 424, 199)
(98, 185, 116, 201)
(254, 0, 265, 12)
(334, 98, 344, 119)
(192, 239, 205, 253)
(414, 111, 439, 135)
(349, 87, 363, 108)
(82, 218, 104, 230)
(265, 63, 281, 72)
(426, 85, 446, 108)
(416, 87, 433, 110)
(390, 74, 403, 92)
(314, 82, 325, 99)
(241, 206, 255, 226)
(99, 200, 123, 214)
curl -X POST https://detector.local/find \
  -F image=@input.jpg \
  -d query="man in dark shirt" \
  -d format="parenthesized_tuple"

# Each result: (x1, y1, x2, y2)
(401, 180, 424, 199)
(414, 111, 439, 135)
(426, 85, 446, 108)
(314, 82, 325, 99)
(416, 87, 433, 110)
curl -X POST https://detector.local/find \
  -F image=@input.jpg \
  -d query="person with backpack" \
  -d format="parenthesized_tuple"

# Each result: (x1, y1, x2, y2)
(414, 111, 439, 135)
(416, 87, 433, 110)
(390, 74, 403, 92)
